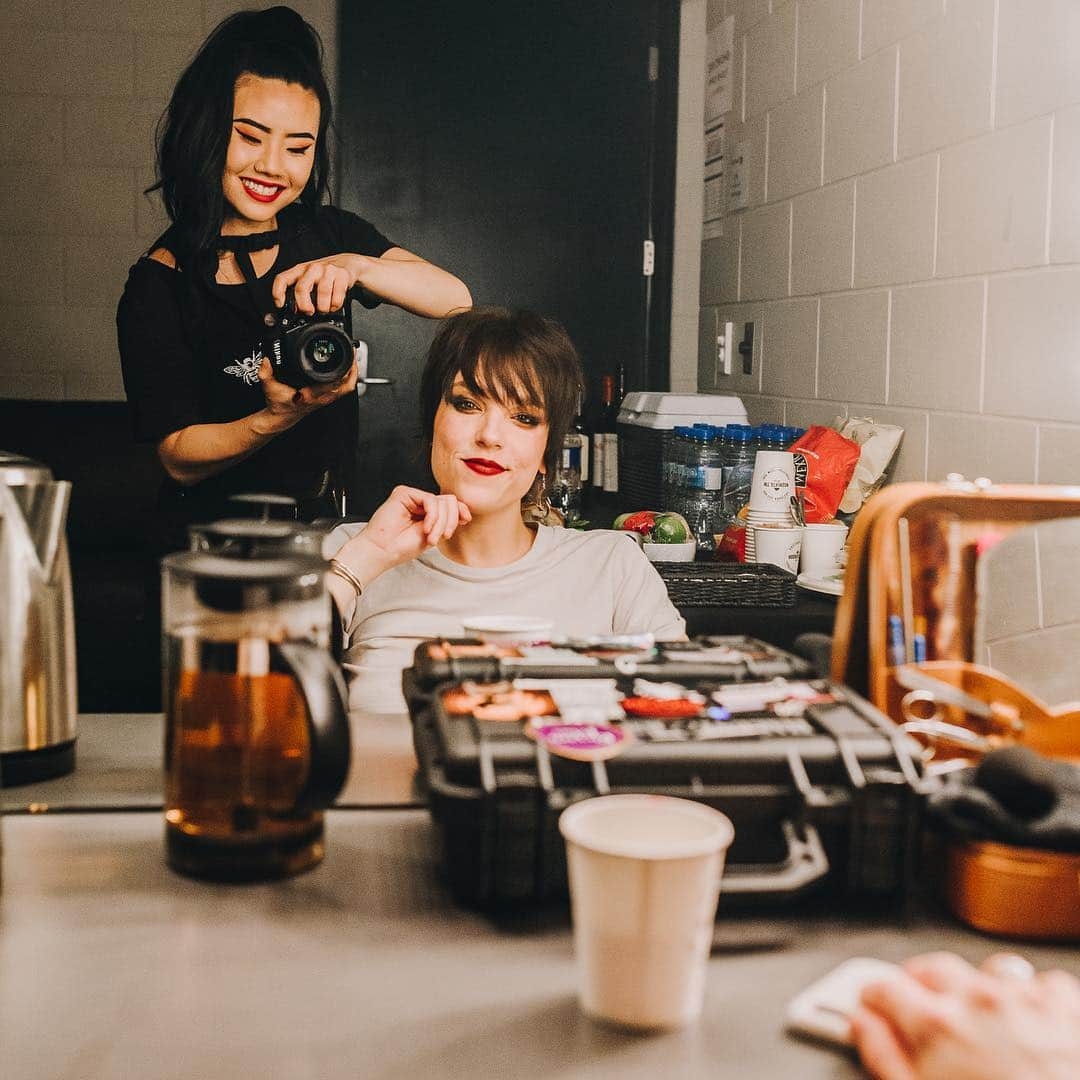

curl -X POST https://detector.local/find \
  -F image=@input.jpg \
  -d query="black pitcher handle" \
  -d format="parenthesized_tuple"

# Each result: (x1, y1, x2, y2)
(277, 642, 352, 811)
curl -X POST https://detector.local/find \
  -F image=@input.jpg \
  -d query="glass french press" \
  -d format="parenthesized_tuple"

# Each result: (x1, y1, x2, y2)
(161, 551, 350, 881)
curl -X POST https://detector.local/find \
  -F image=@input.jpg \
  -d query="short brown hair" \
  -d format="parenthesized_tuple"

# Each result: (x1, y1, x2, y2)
(419, 307, 584, 478)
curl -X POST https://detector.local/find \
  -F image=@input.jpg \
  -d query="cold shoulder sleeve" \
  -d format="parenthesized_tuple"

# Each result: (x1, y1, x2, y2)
(116, 260, 204, 443)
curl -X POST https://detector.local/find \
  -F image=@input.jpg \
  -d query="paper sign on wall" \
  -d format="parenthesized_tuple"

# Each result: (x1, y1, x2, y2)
(705, 15, 734, 123)
(726, 140, 749, 212)
(703, 119, 723, 238)
(704, 172, 724, 223)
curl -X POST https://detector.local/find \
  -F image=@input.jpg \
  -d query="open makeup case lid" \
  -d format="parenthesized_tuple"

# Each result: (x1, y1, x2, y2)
(832, 478, 1080, 761)
(831, 478, 1080, 940)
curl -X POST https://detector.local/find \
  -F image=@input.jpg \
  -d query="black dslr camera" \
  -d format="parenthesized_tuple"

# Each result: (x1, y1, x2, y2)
(267, 287, 355, 388)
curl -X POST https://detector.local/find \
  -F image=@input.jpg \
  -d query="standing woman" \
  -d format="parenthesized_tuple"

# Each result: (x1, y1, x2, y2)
(118, 6, 471, 547)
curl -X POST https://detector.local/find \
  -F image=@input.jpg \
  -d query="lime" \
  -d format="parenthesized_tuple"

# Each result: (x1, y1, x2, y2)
(653, 513, 688, 544)
(612, 513, 631, 529)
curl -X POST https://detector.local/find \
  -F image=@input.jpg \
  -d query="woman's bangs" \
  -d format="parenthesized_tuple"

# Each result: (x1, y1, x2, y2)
(451, 349, 546, 414)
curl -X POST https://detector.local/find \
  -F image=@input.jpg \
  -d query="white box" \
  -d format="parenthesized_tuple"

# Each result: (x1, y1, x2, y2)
(617, 392, 748, 430)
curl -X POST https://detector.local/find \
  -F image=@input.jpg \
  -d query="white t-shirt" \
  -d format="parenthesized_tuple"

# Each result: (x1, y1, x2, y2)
(334, 525, 686, 713)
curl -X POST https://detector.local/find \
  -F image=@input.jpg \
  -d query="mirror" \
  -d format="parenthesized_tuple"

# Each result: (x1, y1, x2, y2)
(974, 517, 1080, 708)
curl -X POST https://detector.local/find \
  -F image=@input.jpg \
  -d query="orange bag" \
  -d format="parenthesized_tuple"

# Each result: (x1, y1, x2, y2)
(789, 426, 861, 523)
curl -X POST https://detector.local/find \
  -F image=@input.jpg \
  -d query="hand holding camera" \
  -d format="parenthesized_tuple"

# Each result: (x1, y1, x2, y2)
(263, 284, 355, 389)
(263, 254, 364, 388)
(272, 253, 366, 317)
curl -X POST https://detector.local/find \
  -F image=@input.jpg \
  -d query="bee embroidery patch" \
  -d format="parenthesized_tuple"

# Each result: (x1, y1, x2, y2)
(224, 349, 263, 386)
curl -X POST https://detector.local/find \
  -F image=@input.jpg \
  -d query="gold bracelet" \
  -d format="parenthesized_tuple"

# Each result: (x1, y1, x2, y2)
(328, 558, 364, 597)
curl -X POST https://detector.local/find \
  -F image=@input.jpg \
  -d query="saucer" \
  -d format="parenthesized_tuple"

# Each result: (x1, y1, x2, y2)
(796, 572, 844, 597)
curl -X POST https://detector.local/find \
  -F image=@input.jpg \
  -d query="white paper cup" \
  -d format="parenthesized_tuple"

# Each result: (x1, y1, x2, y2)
(559, 794, 735, 1030)
(752, 525, 802, 572)
(799, 522, 849, 576)
(461, 615, 554, 643)
(748, 451, 796, 513)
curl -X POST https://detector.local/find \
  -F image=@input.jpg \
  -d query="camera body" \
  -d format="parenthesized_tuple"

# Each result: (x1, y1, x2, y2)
(266, 288, 355, 388)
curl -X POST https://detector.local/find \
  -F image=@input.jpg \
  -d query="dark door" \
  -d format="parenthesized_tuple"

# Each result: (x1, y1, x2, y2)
(337, 0, 678, 515)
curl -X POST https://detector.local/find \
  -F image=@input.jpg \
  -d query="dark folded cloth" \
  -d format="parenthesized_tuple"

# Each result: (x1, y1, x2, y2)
(928, 746, 1080, 853)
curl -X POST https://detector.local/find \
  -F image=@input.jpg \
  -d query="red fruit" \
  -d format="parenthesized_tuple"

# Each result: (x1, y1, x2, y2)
(620, 510, 657, 535)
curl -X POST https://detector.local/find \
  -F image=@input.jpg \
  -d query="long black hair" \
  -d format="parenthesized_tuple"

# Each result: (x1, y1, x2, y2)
(147, 6, 334, 274)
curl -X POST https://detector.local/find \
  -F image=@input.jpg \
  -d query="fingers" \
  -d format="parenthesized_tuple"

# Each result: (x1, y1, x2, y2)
(904, 952, 981, 996)
(275, 260, 353, 314)
(907, 952, 1035, 1012)
(980, 954, 1036, 983)
(1035, 968, 1080, 1009)
(421, 494, 463, 545)
(849, 1008, 918, 1080)
(340, 356, 359, 393)
(271, 264, 305, 309)
(398, 490, 465, 546)
(258, 357, 304, 409)
(860, 970, 957, 1049)
(297, 359, 359, 408)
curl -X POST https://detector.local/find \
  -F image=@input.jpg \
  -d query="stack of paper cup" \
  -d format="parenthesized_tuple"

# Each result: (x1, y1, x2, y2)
(745, 451, 796, 560)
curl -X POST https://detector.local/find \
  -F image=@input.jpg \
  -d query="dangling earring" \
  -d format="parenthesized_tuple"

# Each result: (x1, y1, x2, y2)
(521, 472, 557, 525)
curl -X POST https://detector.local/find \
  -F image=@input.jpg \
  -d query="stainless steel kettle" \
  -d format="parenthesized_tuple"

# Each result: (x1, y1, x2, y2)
(0, 452, 77, 786)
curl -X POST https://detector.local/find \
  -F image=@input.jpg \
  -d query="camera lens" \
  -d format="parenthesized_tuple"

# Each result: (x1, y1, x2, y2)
(294, 324, 353, 384)
(307, 336, 343, 371)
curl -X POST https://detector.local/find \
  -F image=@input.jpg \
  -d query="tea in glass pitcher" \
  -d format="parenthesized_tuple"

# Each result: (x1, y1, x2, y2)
(161, 552, 350, 881)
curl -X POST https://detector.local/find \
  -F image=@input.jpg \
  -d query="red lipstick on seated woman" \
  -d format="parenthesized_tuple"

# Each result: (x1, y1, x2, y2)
(463, 458, 507, 476)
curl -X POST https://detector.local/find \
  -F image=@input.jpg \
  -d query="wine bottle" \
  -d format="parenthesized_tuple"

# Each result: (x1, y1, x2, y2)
(591, 380, 606, 491)
(598, 373, 620, 494)
(573, 392, 590, 486)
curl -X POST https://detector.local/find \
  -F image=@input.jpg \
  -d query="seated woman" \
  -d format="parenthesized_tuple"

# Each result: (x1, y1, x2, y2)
(326, 306, 686, 712)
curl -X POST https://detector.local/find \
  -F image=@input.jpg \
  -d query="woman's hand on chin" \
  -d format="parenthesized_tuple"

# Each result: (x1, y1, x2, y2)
(338, 486, 472, 582)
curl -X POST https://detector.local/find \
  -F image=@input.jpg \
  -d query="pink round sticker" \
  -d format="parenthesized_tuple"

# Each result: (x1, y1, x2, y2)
(534, 722, 630, 762)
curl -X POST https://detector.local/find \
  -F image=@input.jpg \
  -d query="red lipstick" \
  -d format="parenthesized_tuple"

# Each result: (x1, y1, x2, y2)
(240, 177, 285, 203)
(463, 458, 507, 476)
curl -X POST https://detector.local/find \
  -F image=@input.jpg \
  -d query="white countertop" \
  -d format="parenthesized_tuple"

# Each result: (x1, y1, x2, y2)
(2, 809, 1078, 1080)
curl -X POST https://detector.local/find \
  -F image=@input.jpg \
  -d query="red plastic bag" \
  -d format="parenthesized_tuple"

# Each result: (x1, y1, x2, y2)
(789, 426, 861, 523)
(715, 523, 746, 563)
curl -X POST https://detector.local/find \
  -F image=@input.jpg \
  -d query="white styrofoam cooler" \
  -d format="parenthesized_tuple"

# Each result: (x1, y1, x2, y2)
(617, 392, 748, 430)
(616, 393, 748, 510)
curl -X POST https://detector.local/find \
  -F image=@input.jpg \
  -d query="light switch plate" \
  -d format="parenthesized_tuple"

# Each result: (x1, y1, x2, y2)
(717, 320, 735, 376)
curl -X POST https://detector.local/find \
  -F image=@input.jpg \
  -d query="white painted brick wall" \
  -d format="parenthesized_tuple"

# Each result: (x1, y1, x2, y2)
(696, 0, 1080, 483)
(0, 0, 337, 401)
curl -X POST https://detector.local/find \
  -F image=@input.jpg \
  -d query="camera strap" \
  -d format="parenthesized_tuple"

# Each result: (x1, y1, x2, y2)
(230, 248, 275, 325)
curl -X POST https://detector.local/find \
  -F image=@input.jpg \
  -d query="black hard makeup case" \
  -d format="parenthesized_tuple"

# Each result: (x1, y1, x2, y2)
(403, 636, 929, 910)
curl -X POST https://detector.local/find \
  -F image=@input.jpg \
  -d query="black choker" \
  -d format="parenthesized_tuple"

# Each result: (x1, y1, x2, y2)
(218, 229, 281, 255)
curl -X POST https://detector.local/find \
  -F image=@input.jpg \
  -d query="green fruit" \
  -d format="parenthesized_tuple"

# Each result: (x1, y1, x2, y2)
(653, 513, 688, 544)
(612, 513, 631, 529)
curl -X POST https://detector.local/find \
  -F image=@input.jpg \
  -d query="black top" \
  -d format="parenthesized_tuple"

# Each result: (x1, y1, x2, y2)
(117, 205, 394, 532)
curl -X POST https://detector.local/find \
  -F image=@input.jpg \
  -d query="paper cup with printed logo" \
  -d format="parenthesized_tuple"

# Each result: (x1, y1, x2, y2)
(748, 451, 796, 514)
(799, 521, 849, 576)
(752, 524, 802, 572)
(559, 794, 735, 1030)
